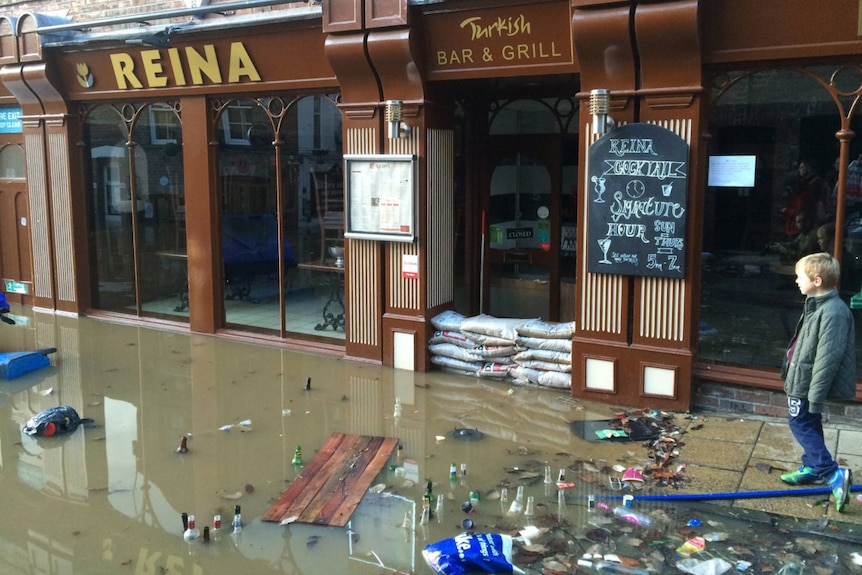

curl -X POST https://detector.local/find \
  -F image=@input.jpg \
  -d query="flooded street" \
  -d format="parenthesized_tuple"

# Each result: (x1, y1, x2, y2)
(1, 307, 861, 575)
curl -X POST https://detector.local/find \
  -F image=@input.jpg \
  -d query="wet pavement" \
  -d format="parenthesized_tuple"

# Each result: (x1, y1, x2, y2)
(0, 305, 861, 575)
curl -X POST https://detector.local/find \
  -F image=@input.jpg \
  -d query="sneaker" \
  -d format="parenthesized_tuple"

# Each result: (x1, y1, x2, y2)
(828, 468, 852, 513)
(780, 466, 825, 486)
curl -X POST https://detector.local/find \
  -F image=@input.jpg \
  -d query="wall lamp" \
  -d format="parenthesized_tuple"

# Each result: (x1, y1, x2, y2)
(589, 89, 615, 137)
(385, 100, 411, 139)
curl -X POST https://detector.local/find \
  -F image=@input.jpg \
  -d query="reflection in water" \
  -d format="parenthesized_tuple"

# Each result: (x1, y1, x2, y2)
(0, 308, 859, 574)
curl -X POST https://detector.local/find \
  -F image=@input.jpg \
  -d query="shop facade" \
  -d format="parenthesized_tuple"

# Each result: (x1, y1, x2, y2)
(0, 0, 861, 412)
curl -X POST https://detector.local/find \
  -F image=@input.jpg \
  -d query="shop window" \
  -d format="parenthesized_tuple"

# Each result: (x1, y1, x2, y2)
(149, 104, 178, 145)
(215, 94, 344, 340)
(701, 67, 862, 373)
(83, 101, 188, 323)
(221, 101, 254, 146)
(0, 144, 24, 179)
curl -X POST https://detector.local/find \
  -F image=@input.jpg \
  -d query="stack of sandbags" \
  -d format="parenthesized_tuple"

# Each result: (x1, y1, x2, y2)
(429, 310, 482, 376)
(459, 314, 529, 379)
(428, 311, 527, 378)
(509, 319, 575, 389)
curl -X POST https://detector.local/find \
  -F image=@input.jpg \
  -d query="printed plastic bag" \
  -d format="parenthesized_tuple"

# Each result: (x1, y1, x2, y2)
(422, 532, 525, 575)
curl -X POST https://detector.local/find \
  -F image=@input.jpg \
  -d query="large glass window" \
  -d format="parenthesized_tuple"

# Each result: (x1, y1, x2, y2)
(84, 102, 187, 321)
(215, 94, 344, 340)
(701, 67, 862, 372)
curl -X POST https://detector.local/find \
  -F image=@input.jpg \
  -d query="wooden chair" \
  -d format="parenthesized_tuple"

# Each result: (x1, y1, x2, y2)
(311, 171, 344, 261)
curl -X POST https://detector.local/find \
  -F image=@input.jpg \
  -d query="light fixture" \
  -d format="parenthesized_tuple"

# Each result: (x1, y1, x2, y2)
(589, 89, 615, 137)
(385, 100, 410, 139)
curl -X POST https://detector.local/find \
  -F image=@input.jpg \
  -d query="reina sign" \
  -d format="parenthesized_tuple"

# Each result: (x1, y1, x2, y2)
(77, 41, 262, 90)
(424, 4, 573, 76)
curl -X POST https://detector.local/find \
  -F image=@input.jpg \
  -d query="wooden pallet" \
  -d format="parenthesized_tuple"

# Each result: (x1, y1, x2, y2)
(262, 432, 399, 527)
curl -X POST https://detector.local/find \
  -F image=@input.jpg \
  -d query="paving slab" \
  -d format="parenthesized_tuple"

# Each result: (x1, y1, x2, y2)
(751, 421, 838, 463)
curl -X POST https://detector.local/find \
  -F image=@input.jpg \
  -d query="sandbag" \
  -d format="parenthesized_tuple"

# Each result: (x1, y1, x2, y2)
(515, 336, 572, 353)
(516, 319, 575, 339)
(461, 314, 531, 342)
(431, 310, 467, 332)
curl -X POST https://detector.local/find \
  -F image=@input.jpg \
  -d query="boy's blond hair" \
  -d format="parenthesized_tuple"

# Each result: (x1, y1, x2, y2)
(796, 252, 840, 288)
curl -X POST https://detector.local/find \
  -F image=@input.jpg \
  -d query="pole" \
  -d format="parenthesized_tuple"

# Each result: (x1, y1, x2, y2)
(480, 210, 486, 312)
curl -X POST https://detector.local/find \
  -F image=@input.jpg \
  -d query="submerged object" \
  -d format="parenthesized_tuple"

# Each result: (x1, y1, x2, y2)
(23, 405, 94, 437)
(449, 427, 484, 441)
(0, 348, 56, 380)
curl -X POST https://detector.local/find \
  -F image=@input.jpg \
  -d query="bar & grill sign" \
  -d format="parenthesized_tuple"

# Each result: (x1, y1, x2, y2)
(587, 123, 688, 278)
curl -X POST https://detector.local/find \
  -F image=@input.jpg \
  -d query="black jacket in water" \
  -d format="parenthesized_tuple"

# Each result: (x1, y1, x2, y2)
(23, 405, 94, 437)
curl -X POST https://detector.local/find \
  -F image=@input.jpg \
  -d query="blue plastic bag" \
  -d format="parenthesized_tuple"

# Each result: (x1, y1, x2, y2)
(422, 532, 524, 575)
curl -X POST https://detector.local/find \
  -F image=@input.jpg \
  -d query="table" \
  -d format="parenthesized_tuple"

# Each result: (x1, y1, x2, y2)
(297, 260, 345, 331)
(156, 251, 189, 312)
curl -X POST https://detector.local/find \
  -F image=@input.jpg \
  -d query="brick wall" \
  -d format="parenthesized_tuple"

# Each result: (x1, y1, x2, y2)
(0, 1, 311, 24)
(694, 379, 862, 426)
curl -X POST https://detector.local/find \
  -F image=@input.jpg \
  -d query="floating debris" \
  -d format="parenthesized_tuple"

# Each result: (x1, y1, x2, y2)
(176, 437, 188, 454)
(449, 427, 484, 441)
(216, 490, 243, 500)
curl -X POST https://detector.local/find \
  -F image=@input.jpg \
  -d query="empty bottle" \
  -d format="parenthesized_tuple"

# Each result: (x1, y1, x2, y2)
(232, 505, 242, 533)
(595, 561, 650, 575)
(612, 505, 653, 527)
(183, 515, 201, 542)
(507, 485, 524, 515)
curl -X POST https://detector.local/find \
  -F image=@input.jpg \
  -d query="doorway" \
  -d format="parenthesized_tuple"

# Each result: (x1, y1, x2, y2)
(481, 134, 576, 321)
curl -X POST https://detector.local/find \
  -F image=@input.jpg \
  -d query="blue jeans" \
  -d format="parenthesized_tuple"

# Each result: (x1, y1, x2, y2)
(787, 397, 837, 479)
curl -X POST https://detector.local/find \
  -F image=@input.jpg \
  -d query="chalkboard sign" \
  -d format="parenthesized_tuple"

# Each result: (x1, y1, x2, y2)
(587, 123, 688, 278)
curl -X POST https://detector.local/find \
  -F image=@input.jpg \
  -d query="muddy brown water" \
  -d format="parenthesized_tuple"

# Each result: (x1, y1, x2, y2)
(0, 309, 860, 575)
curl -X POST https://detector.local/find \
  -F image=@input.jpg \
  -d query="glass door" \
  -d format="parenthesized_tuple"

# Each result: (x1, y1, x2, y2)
(482, 135, 562, 320)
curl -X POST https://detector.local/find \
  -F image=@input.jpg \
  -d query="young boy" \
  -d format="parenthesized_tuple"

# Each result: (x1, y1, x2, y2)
(780, 253, 856, 512)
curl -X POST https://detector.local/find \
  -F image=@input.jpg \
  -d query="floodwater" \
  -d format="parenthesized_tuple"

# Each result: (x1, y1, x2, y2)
(1, 307, 861, 575)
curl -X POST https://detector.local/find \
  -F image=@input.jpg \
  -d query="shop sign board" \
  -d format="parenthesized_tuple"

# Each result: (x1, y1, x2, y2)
(424, 3, 574, 78)
(587, 123, 688, 278)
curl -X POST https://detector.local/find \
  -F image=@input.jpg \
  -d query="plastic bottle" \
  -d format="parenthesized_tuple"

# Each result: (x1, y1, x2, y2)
(612, 505, 653, 527)
(183, 515, 201, 541)
(393, 397, 402, 418)
(292, 445, 303, 466)
(449, 462, 457, 478)
(594, 561, 650, 574)
(435, 491, 445, 523)
(543, 463, 553, 484)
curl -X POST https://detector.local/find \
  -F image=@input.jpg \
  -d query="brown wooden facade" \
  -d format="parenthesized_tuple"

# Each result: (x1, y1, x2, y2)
(1, 0, 862, 411)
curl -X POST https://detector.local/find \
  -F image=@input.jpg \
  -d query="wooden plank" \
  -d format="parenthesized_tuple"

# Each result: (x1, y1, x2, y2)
(261, 432, 349, 522)
(283, 434, 368, 520)
(312, 435, 385, 526)
(262, 433, 398, 527)
(299, 435, 376, 523)
(329, 436, 399, 527)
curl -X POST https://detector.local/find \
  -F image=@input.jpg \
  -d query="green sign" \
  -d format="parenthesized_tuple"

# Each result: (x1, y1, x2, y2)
(4, 279, 29, 294)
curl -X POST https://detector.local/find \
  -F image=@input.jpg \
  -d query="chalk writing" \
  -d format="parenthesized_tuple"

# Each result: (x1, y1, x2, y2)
(588, 124, 689, 278)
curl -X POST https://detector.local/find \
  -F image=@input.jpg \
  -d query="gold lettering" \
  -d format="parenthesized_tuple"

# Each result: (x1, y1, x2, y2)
(140, 49, 168, 88)
(459, 14, 531, 41)
(167, 48, 187, 86)
(110, 53, 143, 89)
(109, 42, 261, 89)
(227, 41, 261, 83)
(436, 49, 473, 66)
(185, 45, 222, 85)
